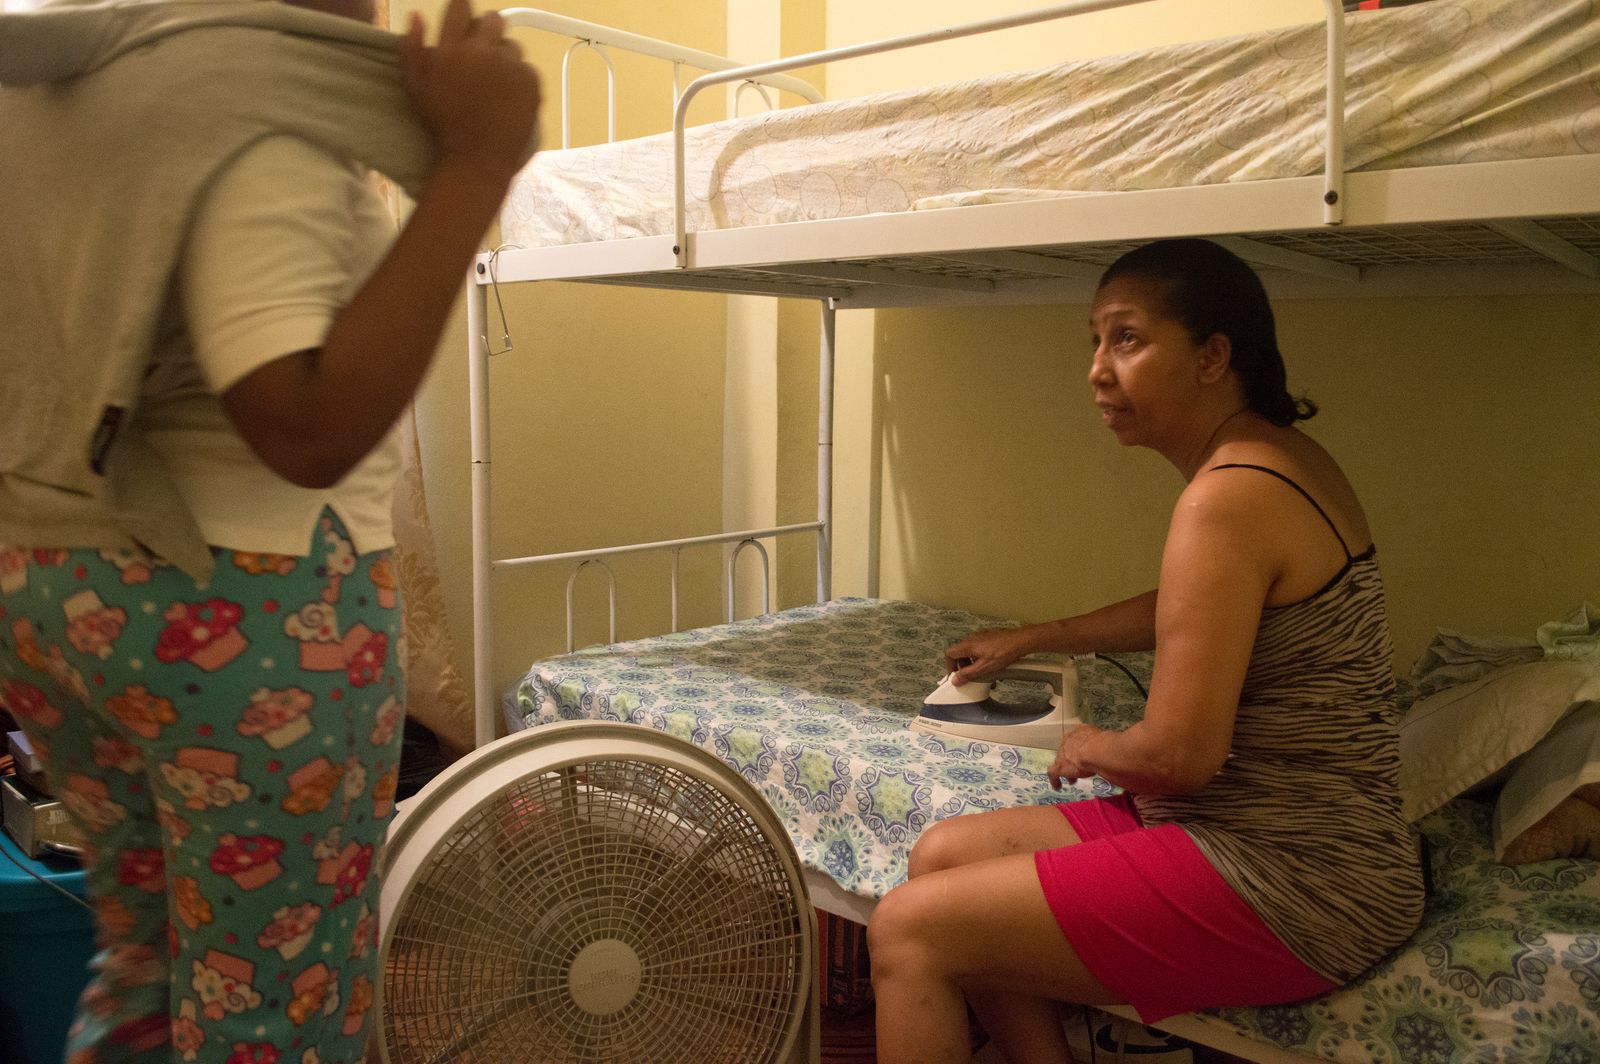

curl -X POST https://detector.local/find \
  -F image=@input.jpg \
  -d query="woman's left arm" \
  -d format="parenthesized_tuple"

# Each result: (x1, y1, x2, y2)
(1050, 476, 1280, 793)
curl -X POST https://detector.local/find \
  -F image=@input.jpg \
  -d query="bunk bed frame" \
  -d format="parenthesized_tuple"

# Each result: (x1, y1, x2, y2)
(462, 2, 1600, 1060)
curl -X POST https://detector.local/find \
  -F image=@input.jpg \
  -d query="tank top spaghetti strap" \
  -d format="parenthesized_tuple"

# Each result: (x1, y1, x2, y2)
(1209, 462, 1375, 604)
(1209, 462, 1353, 557)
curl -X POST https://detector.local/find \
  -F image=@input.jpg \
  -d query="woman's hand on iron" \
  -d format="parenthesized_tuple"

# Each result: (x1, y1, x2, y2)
(944, 626, 1034, 684)
(1047, 722, 1099, 791)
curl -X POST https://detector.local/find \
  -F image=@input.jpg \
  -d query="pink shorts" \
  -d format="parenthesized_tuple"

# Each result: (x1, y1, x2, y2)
(1035, 795, 1336, 1023)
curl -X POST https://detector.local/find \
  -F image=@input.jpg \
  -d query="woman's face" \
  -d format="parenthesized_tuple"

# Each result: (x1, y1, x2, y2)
(1087, 274, 1207, 448)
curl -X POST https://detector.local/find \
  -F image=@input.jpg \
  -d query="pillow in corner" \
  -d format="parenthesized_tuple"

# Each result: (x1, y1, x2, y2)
(1495, 702, 1600, 864)
(1398, 659, 1600, 822)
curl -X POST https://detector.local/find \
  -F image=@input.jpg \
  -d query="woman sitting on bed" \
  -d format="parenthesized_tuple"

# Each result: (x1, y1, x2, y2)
(867, 238, 1425, 1064)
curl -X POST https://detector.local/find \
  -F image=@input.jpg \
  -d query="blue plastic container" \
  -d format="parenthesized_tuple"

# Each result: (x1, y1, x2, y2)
(0, 826, 94, 1064)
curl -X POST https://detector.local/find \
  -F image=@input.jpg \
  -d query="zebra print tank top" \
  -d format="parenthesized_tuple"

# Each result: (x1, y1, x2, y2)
(1134, 464, 1426, 983)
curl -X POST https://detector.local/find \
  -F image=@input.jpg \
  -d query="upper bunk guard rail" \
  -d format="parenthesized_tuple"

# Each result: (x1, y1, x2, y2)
(670, 0, 1350, 268)
(502, 6, 823, 151)
(559, 40, 614, 148)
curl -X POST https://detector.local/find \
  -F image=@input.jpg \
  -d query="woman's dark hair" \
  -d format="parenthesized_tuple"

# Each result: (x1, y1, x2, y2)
(1098, 239, 1317, 425)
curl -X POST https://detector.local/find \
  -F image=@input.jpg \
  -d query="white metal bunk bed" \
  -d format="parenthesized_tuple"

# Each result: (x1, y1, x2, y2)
(464, 1, 1600, 1060)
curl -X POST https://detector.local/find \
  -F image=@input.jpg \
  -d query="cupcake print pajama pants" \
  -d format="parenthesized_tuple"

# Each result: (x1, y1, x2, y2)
(0, 513, 405, 1064)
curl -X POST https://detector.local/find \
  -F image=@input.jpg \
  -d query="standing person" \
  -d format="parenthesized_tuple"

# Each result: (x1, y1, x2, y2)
(868, 239, 1425, 1063)
(0, 0, 539, 1061)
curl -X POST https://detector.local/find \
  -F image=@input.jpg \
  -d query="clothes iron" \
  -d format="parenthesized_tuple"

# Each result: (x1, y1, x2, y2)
(911, 656, 1080, 750)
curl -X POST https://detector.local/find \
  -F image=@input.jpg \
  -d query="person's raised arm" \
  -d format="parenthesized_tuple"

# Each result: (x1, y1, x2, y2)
(1048, 476, 1276, 794)
(222, 0, 540, 488)
(944, 589, 1158, 685)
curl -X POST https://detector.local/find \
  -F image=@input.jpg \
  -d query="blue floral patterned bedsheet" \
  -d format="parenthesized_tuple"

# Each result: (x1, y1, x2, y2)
(510, 598, 1137, 899)
(1203, 794, 1600, 1062)
(509, 597, 1600, 1062)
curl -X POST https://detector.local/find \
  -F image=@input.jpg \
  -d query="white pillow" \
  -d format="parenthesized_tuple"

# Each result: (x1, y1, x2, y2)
(1492, 702, 1600, 861)
(1398, 659, 1600, 822)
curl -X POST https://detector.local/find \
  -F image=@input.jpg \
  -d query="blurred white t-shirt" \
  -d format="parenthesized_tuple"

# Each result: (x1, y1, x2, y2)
(139, 134, 401, 556)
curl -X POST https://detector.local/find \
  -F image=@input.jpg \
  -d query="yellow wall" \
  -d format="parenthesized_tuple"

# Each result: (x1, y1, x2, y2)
(773, 4, 830, 611)
(866, 297, 1600, 670)
(822, 0, 1321, 98)
(821, 0, 1599, 670)
(725, 0, 827, 620)
(398, 0, 735, 701)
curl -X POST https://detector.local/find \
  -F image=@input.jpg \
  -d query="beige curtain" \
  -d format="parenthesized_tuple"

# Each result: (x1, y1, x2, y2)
(367, 0, 476, 758)
(364, 189, 476, 760)
(391, 409, 475, 760)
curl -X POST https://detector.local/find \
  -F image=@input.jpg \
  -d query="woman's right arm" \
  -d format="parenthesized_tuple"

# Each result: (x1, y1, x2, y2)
(220, 0, 540, 489)
(944, 589, 1157, 684)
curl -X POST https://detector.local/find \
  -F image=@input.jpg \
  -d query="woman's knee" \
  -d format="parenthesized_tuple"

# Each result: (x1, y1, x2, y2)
(867, 883, 937, 975)
(907, 819, 966, 879)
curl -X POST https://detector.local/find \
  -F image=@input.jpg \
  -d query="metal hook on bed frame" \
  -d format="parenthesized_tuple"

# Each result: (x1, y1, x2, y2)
(725, 538, 771, 623)
(480, 244, 521, 356)
(561, 39, 618, 148)
(566, 559, 618, 653)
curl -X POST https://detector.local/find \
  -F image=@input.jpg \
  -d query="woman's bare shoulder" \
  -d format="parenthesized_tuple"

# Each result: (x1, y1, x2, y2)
(1196, 430, 1373, 558)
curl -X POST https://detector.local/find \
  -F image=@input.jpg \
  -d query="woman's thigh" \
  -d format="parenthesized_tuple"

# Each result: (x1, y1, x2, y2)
(910, 804, 1081, 877)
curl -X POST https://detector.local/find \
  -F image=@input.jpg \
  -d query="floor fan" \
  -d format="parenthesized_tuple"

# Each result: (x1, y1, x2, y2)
(377, 721, 820, 1063)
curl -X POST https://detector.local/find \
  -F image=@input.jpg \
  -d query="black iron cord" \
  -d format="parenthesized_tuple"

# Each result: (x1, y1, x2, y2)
(0, 834, 93, 912)
(1093, 653, 1149, 701)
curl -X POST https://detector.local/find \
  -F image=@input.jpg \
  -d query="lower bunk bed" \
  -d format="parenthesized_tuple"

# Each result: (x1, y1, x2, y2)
(504, 597, 1600, 1063)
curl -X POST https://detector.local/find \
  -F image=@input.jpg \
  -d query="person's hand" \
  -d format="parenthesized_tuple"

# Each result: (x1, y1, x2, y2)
(401, 0, 542, 180)
(1047, 722, 1099, 791)
(943, 626, 1033, 685)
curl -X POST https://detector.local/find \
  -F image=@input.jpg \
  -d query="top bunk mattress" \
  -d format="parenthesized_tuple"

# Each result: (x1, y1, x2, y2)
(503, 0, 1600, 249)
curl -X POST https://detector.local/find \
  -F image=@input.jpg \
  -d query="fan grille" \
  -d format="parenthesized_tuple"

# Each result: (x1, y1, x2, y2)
(384, 755, 808, 1063)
